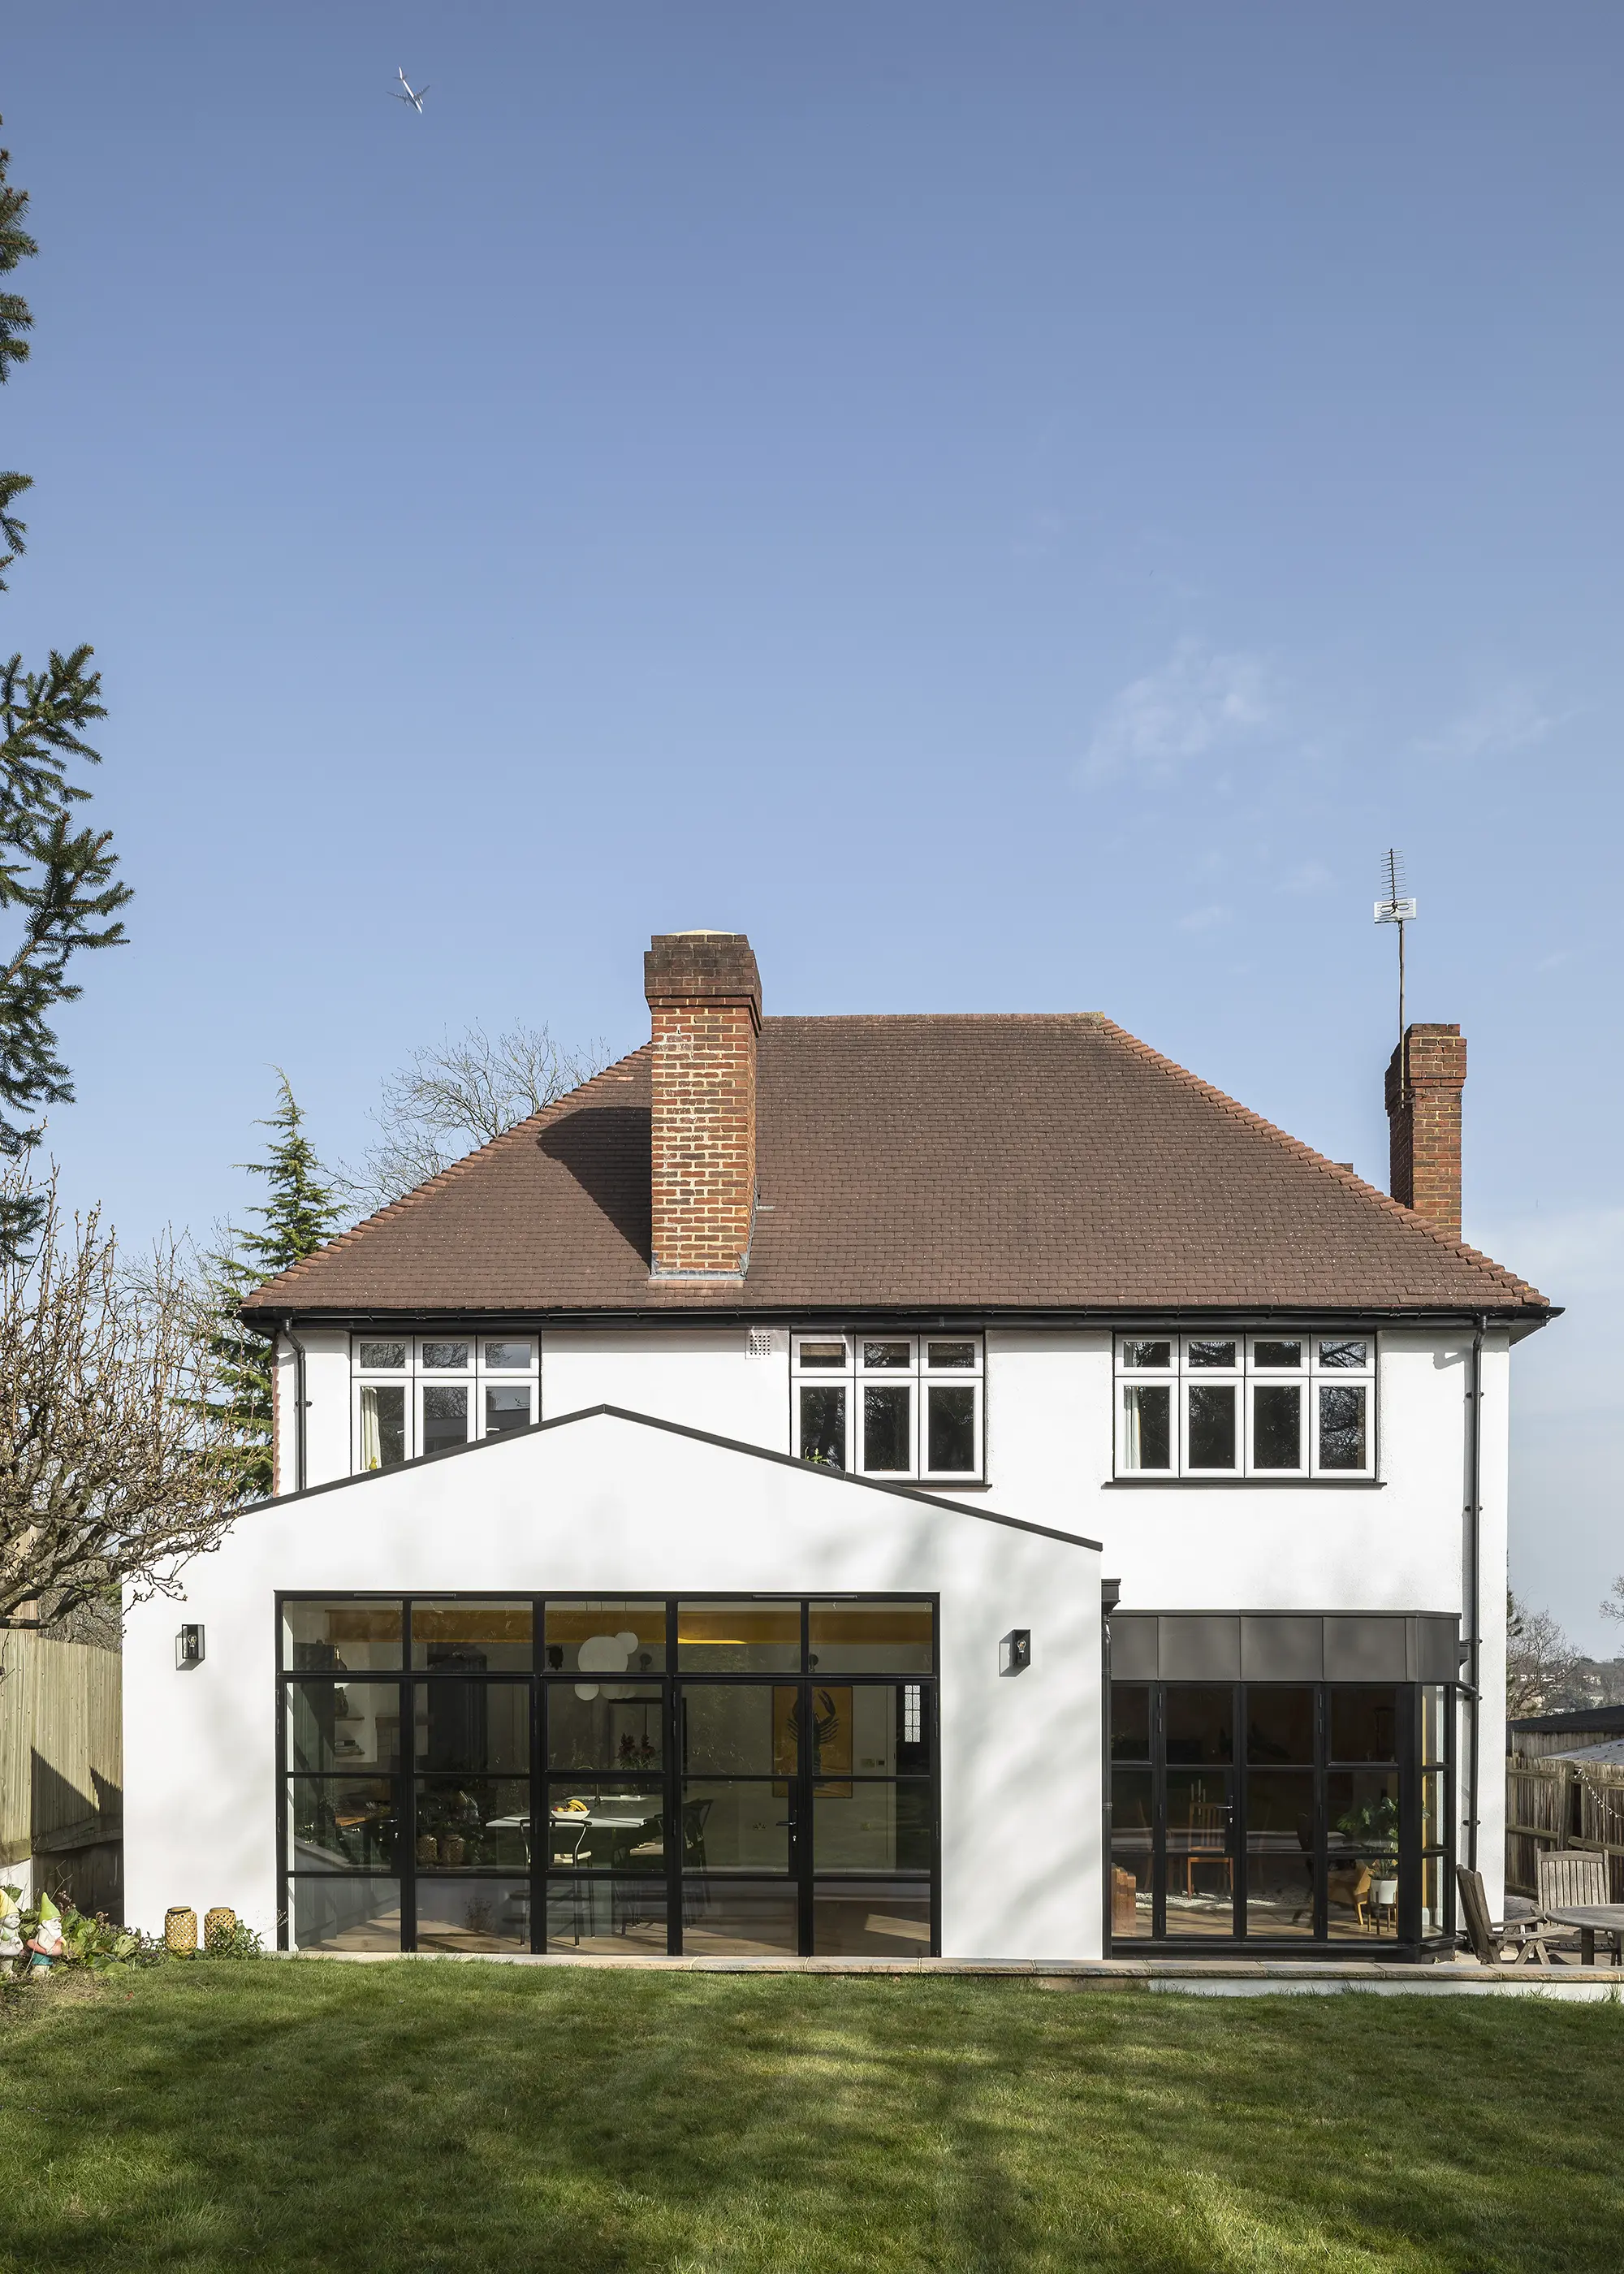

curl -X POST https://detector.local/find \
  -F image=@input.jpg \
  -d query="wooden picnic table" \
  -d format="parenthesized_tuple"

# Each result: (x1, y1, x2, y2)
(1545, 1904, 1624, 1966)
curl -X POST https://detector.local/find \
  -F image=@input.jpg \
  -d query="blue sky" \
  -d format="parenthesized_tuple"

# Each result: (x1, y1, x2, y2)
(5, 4, 1621, 1641)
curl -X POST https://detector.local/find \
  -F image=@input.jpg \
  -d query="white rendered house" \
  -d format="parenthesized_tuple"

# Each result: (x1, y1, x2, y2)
(123, 933, 1551, 1961)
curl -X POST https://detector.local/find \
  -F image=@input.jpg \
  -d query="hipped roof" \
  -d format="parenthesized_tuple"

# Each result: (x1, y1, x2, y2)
(242, 1014, 1548, 1321)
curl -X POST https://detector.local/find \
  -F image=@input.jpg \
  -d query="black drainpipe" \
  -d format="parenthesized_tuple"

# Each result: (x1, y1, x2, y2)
(283, 1316, 309, 1496)
(1464, 1312, 1487, 1872)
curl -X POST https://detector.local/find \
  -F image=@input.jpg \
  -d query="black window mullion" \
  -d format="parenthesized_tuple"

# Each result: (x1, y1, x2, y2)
(531, 1618, 545, 1954)
(668, 1602, 681, 1954)
(1313, 1687, 1328, 1942)
(1233, 1682, 1246, 1941)
(1151, 1685, 1166, 1939)
(1397, 1683, 1420, 1949)
(399, 1675, 417, 1950)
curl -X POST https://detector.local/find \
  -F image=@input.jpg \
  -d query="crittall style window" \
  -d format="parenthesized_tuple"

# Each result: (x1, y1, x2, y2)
(791, 1334, 983, 1482)
(1115, 1334, 1376, 1480)
(1109, 1681, 1453, 1948)
(278, 1594, 938, 1959)
(350, 1336, 539, 1473)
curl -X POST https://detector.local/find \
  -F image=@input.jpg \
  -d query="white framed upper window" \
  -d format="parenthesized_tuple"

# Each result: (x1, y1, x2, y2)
(791, 1332, 983, 1483)
(349, 1332, 541, 1472)
(1115, 1332, 1375, 1480)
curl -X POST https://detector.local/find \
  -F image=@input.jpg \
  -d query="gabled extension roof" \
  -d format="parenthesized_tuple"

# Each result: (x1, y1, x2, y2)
(242, 1015, 1548, 1321)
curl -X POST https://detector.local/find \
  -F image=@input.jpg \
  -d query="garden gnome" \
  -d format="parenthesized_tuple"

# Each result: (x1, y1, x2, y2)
(0, 1887, 22, 1974)
(26, 1891, 63, 1976)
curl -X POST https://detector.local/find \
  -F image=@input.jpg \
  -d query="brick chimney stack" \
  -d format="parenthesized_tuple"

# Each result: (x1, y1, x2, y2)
(1384, 1023, 1466, 1243)
(644, 931, 762, 1278)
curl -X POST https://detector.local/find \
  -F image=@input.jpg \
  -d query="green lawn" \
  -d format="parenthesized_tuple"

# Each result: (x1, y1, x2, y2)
(2, 1965, 1622, 2273)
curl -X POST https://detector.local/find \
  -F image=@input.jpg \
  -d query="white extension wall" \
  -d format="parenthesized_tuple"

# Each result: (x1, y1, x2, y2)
(124, 1408, 1104, 1961)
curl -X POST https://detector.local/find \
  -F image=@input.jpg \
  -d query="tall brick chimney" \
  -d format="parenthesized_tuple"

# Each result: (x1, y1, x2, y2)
(1384, 1023, 1466, 1243)
(644, 931, 762, 1278)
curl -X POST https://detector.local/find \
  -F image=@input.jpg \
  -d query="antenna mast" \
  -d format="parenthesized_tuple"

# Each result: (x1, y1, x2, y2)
(1373, 849, 1417, 1050)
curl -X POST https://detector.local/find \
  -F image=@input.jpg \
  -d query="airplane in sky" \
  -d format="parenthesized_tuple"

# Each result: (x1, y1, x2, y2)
(391, 68, 429, 114)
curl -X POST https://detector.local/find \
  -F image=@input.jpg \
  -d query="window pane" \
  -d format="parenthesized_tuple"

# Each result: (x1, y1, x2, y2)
(1318, 1384, 1367, 1469)
(926, 1340, 976, 1369)
(1252, 1384, 1302, 1470)
(544, 1601, 666, 1676)
(421, 1385, 469, 1454)
(283, 1600, 402, 1673)
(1326, 1857, 1398, 1941)
(812, 1882, 931, 1956)
(798, 1384, 846, 1469)
(288, 1777, 399, 1870)
(1318, 1338, 1369, 1369)
(292, 1877, 400, 1952)
(421, 1341, 470, 1370)
(807, 1602, 934, 1676)
(1164, 1770, 1233, 1935)
(1420, 1850, 1449, 1938)
(676, 1602, 800, 1673)
(813, 1782, 931, 1871)
(680, 1683, 780, 1775)
(796, 1341, 848, 1368)
(1110, 1685, 1151, 1762)
(413, 1779, 531, 1870)
(357, 1341, 406, 1368)
(358, 1385, 406, 1471)
(680, 1880, 799, 1956)
(1245, 1852, 1316, 1939)
(413, 1680, 529, 1774)
(1328, 1769, 1400, 1864)
(1253, 1340, 1302, 1369)
(1420, 1684, 1450, 1769)
(862, 1385, 911, 1469)
(414, 1879, 530, 1952)
(1187, 1339, 1237, 1368)
(483, 1341, 532, 1369)
(1166, 1688, 1233, 1763)
(680, 1782, 790, 1872)
(1112, 1766, 1153, 1939)
(862, 1340, 912, 1369)
(544, 1783, 666, 1872)
(782, 1680, 935, 1777)
(926, 1385, 976, 1472)
(1330, 1688, 1398, 1763)
(1245, 1769, 1315, 1939)
(547, 1684, 663, 1773)
(485, 1385, 532, 1435)
(1121, 1384, 1172, 1470)
(1187, 1383, 1237, 1468)
(1422, 1770, 1446, 1852)
(545, 1878, 667, 1955)
(1121, 1339, 1171, 1368)
(412, 1602, 533, 1674)
(287, 1680, 402, 1775)
(1246, 1688, 1314, 1766)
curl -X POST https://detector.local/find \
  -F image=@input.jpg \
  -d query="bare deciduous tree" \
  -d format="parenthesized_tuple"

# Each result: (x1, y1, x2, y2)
(339, 1022, 609, 1213)
(0, 1160, 236, 1628)
(1505, 1592, 1587, 1717)
(1602, 1576, 1624, 1628)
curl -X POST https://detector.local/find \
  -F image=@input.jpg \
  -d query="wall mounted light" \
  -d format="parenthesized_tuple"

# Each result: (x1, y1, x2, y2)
(1000, 1629, 1032, 1676)
(175, 1624, 205, 1670)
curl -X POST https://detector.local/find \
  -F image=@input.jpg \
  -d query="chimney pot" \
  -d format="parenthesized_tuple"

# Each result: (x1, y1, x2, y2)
(1385, 1023, 1466, 1242)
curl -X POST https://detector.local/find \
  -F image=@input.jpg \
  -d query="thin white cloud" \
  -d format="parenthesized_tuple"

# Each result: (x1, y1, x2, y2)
(1177, 902, 1230, 932)
(1416, 686, 1559, 763)
(1081, 638, 1277, 783)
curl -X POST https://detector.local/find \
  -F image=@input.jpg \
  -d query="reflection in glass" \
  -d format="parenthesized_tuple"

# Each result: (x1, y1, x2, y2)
(1121, 1384, 1171, 1470)
(357, 1341, 406, 1368)
(1187, 1384, 1237, 1468)
(1330, 1689, 1397, 1763)
(1246, 1688, 1313, 1766)
(1165, 1688, 1233, 1764)
(862, 1385, 911, 1471)
(1121, 1339, 1172, 1368)
(812, 1882, 931, 1955)
(1245, 1770, 1315, 1939)
(1420, 1850, 1448, 1937)
(484, 1386, 532, 1435)
(862, 1341, 912, 1368)
(483, 1342, 532, 1370)
(287, 1680, 401, 1775)
(547, 1684, 663, 1773)
(1420, 1684, 1450, 1769)
(415, 1878, 530, 1952)
(813, 1783, 931, 1872)
(797, 1341, 848, 1368)
(545, 1783, 665, 1871)
(1325, 1858, 1396, 1939)
(926, 1341, 976, 1369)
(358, 1384, 406, 1470)
(1318, 1340, 1368, 1370)
(421, 1385, 468, 1455)
(292, 1877, 400, 1951)
(413, 1679, 529, 1774)
(545, 1601, 666, 1675)
(681, 1684, 779, 1775)
(284, 1599, 402, 1672)
(421, 1341, 470, 1370)
(676, 1602, 800, 1673)
(1253, 1341, 1302, 1369)
(680, 1880, 800, 1956)
(412, 1778, 529, 1869)
(807, 1601, 933, 1675)
(680, 1781, 789, 1872)
(1246, 1854, 1315, 1939)
(1319, 1385, 1367, 1469)
(288, 1778, 399, 1870)
(1111, 1686, 1151, 1762)
(1187, 1340, 1237, 1368)
(412, 1602, 533, 1674)
(545, 1879, 667, 1954)
(1252, 1385, 1302, 1469)
(926, 1385, 976, 1472)
(1328, 1769, 1400, 1859)
(799, 1385, 845, 1469)
(1164, 1770, 1233, 1935)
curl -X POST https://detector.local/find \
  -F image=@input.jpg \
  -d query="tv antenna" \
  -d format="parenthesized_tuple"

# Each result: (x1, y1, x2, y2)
(1373, 849, 1417, 1047)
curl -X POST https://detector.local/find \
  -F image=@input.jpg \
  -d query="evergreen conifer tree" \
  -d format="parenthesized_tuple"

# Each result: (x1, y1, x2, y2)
(199, 1075, 342, 1502)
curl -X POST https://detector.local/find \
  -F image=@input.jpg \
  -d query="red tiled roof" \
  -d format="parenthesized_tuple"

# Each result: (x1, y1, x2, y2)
(241, 1016, 1548, 1319)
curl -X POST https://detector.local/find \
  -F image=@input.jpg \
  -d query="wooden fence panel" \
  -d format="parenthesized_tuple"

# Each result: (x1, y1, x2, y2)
(1505, 1755, 1624, 1901)
(0, 1631, 123, 1900)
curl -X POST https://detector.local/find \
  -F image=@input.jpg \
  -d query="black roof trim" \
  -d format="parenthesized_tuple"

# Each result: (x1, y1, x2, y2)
(247, 1400, 1103, 1552)
(250, 1303, 1558, 1334)
(1508, 1706, 1624, 1734)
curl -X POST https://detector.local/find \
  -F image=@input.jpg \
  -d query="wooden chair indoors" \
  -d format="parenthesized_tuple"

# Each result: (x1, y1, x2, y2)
(1455, 1865, 1559, 1966)
(1180, 1802, 1233, 1895)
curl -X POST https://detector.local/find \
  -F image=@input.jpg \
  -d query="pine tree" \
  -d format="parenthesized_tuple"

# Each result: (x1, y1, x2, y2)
(199, 1074, 342, 1502)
